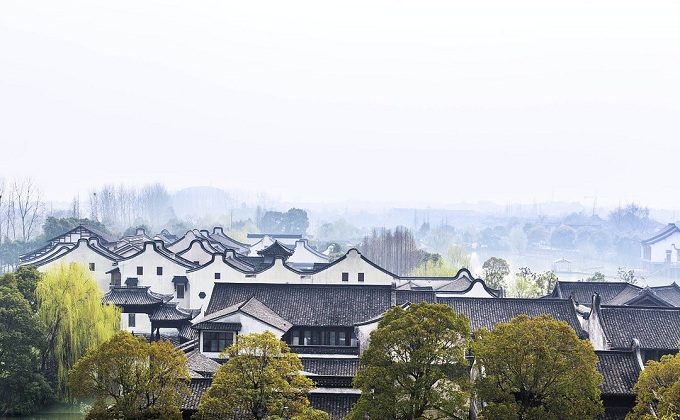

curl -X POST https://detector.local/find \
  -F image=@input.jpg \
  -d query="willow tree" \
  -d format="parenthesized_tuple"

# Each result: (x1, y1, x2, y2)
(36, 262, 120, 399)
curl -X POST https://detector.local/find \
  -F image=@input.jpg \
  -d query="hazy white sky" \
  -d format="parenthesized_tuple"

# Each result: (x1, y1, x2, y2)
(1, 1, 679, 209)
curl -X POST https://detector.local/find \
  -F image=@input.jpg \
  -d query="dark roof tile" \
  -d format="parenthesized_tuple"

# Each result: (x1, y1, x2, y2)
(206, 283, 393, 327)
(600, 306, 680, 350)
(439, 297, 588, 338)
(596, 351, 641, 396)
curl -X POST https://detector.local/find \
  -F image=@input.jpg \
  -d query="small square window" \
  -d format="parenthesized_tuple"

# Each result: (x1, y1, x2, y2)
(358, 272, 365, 282)
(89, 262, 95, 271)
(342, 272, 349, 282)
(215, 272, 221, 280)
(128, 313, 136, 328)
(137, 266, 143, 275)
(156, 266, 163, 275)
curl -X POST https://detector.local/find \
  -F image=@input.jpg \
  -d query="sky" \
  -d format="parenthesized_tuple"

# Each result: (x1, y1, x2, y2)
(1, 1, 679, 210)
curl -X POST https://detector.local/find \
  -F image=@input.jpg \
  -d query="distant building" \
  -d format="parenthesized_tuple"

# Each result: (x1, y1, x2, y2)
(641, 222, 680, 278)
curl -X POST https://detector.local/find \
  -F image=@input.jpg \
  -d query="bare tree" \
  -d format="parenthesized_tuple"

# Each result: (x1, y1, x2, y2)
(13, 178, 44, 242)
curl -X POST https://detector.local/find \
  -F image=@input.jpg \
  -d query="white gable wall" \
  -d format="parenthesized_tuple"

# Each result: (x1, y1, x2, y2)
(648, 233, 680, 263)
(38, 241, 115, 292)
(117, 246, 188, 297)
(312, 249, 395, 285)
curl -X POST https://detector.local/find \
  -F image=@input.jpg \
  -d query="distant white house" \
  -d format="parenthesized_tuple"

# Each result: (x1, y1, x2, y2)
(641, 223, 680, 278)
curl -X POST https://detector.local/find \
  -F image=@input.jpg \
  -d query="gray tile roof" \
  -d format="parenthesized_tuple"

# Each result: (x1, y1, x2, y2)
(300, 357, 360, 377)
(651, 282, 680, 307)
(439, 297, 588, 338)
(309, 393, 360, 420)
(600, 306, 680, 350)
(182, 378, 212, 411)
(194, 297, 292, 332)
(149, 303, 200, 322)
(102, 287, 173, 306)
(551, 281, 639, 306)
(206, 283, 393, 327)
(596, 351, 641, 396)
(640, 223, 680, 245)
(395, 290, 437, 305)
(186, 349, 222, 377)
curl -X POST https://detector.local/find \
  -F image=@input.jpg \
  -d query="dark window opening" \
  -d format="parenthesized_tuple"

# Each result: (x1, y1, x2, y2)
(358, 272, 365, 282)
(203, 331, 234, 353)
(176, 283, 185, 299)
(215, 272, 221, 280)
(341, 272, 349, 282)
(128, 313, 136, 328)
(89, 262, 95, 271)
(289, 327, 355, 346)
(136, 266, 143, 275)
(199, 292, 206, 299)
(157, 266, 163, 275)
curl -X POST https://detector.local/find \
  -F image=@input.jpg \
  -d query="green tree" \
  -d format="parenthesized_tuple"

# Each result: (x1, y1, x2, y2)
(482, 257, 510, 289)
(550, 225, 576, 250)
(0, 277, 53, 415)
(69, 331, 190, 419)
(511, 268, 558, 298)
(584, 272, 606, 282)
(617, 267, 643, 285)
(627, 346, 680, 420)
(14, 264, 41, 311)
(36, 262, 120, 399)
(259, 208, 310, 235)
(196, 331, 320, 420)
(348, 303, 471, 420)
(41, 216, 109, 241)
(473, 314, 603, 420)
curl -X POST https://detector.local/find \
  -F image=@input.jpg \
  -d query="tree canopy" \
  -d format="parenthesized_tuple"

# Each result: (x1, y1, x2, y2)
(36, 262, 120, 399)
(627, 345, 680, 420)
(259, 208, 310, 235)
(348, 302, 471, 420)
(472, 314, 603, 420)
(69, 331, 190, 419)
(482, 257, 510, 289)
(0, 276, 53, 415)
(196, 331, 323, 420)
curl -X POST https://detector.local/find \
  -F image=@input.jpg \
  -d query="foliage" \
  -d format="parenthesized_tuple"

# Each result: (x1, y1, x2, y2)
(196, 331, 318, 420)
(423, 225, 456, 254)
(41, 216, 109, 241)
(0, 277, 54, 415)
(511, 267, 558, 298)
(315, 219, 363, 242)
(69, 331, 190, 419)
(446, 245, 472, 272)
(507, 225, 528, 254)
(627, 347, 680, 420)
(473, 314, 603, 420)
(259, 208, 310, 235)
(36, 262, 121, 400)
(482, 257, 510, 289)
(14, 264, 41, 311)
(617, 267, 643, 285)
(348, 303, 471, 420)
(584, 271, 606, 282)
(608, 203, 654, 238)
(550, 224, 576, 249)
(360, 226, 423, 276)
